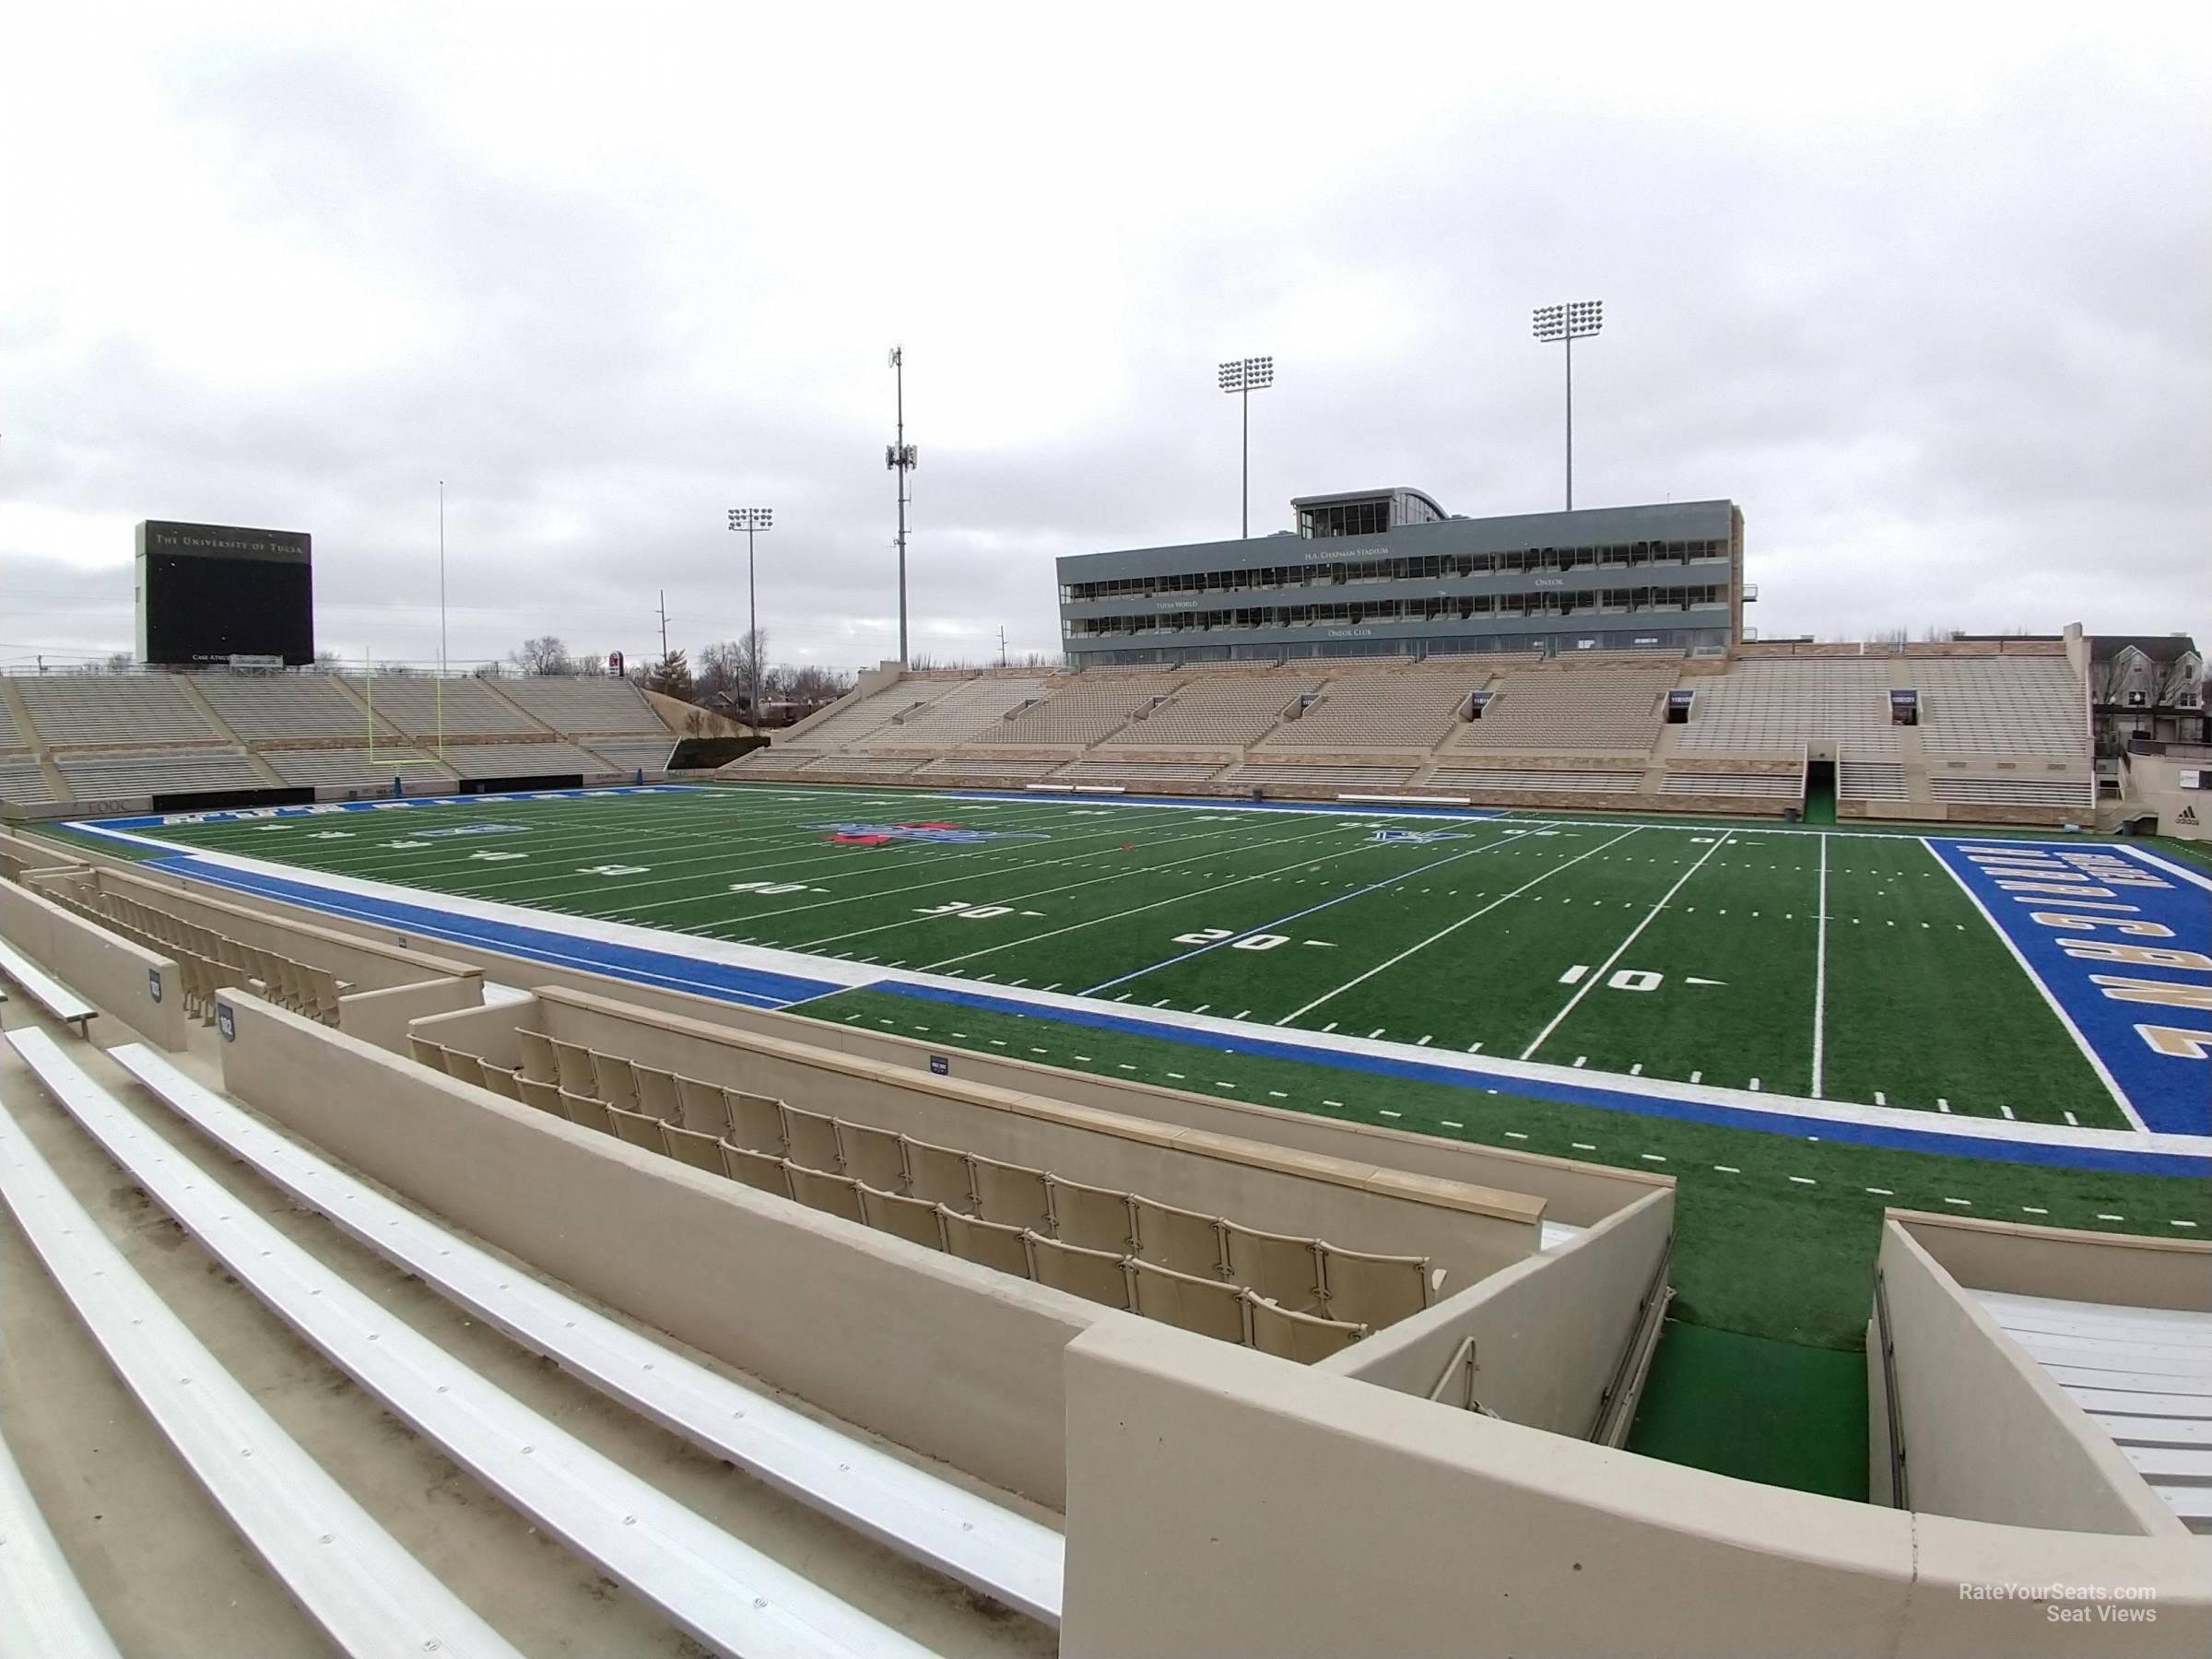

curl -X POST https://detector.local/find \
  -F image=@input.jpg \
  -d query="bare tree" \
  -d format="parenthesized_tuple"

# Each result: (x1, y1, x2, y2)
(508, 635, 573, 676)
(573, 653, 606, 678)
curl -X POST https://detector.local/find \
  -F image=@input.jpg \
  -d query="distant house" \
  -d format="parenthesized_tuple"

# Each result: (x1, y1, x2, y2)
(2088, 634, 2206, 751)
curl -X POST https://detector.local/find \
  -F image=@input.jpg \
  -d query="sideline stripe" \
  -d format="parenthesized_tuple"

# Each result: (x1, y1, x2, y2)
(871, 982, 2207, 1178)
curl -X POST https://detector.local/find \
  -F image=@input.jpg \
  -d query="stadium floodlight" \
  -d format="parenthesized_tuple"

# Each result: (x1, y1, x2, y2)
(726, 507, 772, 735)
(1218, 355, 1275, 539)
(1532, 301, 1602, 510)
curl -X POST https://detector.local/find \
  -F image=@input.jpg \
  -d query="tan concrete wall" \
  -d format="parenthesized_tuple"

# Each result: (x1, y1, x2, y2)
(1059, 1317, 2212, 1658)
(0, 877, 188, 1050)
(2121, 751, 2212, 841)
(503, 987, 1542, 1290)
(94, 865, 481, 993)
(215, 991, 1102, 1507)
(1893, 1210, 2211, 1313)
(1313, 1187, 1673, 1437)
(335, 974, 483, 1053)
(0, 826, 76, 883)
(1877, 1221, 2183, 1538)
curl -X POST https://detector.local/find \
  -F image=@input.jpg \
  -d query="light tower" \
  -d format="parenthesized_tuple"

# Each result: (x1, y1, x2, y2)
(725, 506, 771, 735)
(887, 347, 918, 665)
(1217, 355, 1274, 539)
(1532, 301, 1603, 510)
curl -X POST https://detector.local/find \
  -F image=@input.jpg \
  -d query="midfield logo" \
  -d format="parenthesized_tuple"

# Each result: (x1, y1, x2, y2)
(812, 820, 1049, 846)
(1370, 829, 1466, 844)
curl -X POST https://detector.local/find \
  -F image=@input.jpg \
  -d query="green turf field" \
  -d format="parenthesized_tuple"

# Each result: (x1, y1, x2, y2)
(117, 782, 2130, 1125)
(62, 782, 2210, 1493)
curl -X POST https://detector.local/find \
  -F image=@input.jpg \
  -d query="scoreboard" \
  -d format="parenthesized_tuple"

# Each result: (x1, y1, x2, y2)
(135, 520, 314, 666)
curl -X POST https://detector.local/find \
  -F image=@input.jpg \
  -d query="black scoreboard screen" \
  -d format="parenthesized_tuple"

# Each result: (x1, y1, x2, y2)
(135, 521, 314, 666)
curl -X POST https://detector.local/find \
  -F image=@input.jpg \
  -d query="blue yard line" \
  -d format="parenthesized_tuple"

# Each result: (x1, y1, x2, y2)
(150, 856, 834, 1010)
(867, 982, 2209, 1178)
(1078, 834, 1519, 995)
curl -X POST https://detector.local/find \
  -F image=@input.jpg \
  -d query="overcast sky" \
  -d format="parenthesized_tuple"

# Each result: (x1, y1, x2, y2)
(3, 3, 2206, 674)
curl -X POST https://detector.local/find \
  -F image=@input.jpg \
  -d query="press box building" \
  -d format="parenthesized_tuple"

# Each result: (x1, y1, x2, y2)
(1058, 489, 1749, 667)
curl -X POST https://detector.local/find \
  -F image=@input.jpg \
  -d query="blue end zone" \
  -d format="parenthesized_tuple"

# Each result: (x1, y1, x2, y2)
(150, 856, 838, 1011)
(870, 982, 2209, 1177)
(1927, 841, 2211, 1135)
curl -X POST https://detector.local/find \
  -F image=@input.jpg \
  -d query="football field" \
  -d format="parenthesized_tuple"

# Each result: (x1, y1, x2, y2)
(47, 780, 2212, 1472)
(100, 782, 2206, 1135)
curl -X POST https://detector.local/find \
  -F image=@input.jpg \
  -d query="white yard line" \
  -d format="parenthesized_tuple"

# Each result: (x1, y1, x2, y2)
(2118, 844, 2212, 892)
(1921, 838, 2146, 1134)
(1520, 830, 1736, 1062)
(921, 820, 1524, 974)
(1812, 832, 1829, 1100)
(62, 818, 2212, 1165)
(1276, 826, 1644, 1026)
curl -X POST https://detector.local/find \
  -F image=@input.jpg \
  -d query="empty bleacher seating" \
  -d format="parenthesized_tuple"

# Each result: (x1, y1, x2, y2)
(1053, 759, 1230, 785)
(429, 1026, 1417, 1347)
(1912, 658, 2087, 757)
(494, 676, 668, 735)
(14, 675, 218, 747)
(582, 738, 676, 774)
(1227, 761, 1422, 791)
(55, 748, 267, 798)
(1101, 677, 1310, 748)
(0, 1043, 520, 1658)
(1261, 676, 1471, 750)
(1444, 669, 1675, 753)
(0, 758, 65, 804)
(979, 678, 1158, 746)
(923, 756, 1064, 777)
(851, 677, 1049, 751)
(45, 881, 345, 1025)
(1680, 659, 1897, 755)
(1659, 769, 1803, 798)
(192, 674, 387, 740)
(262, 747, 453, 787)
(799, 752, 924, 775)
(428, 740, 616, 777)
(109, 1039, 1065, 1621)
(1427, 765, 1647, 794)
(8, 1030, 930, 1656)
(1839, 757, 1909, 799)
(339, 675, 545, 738)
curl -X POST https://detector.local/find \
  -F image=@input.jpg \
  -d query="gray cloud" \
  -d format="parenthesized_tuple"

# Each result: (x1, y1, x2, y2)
(3, 14, 2205, 677)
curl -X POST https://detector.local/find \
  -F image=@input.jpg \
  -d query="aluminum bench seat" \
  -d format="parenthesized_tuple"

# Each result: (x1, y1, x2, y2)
(0, 1066, 516, 1659)
(0, 940, 96, 1032)
(0, 1418, 123, 1659)
(10, 1030, 935, 1655)
(105, 1040, 1065, 1627)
